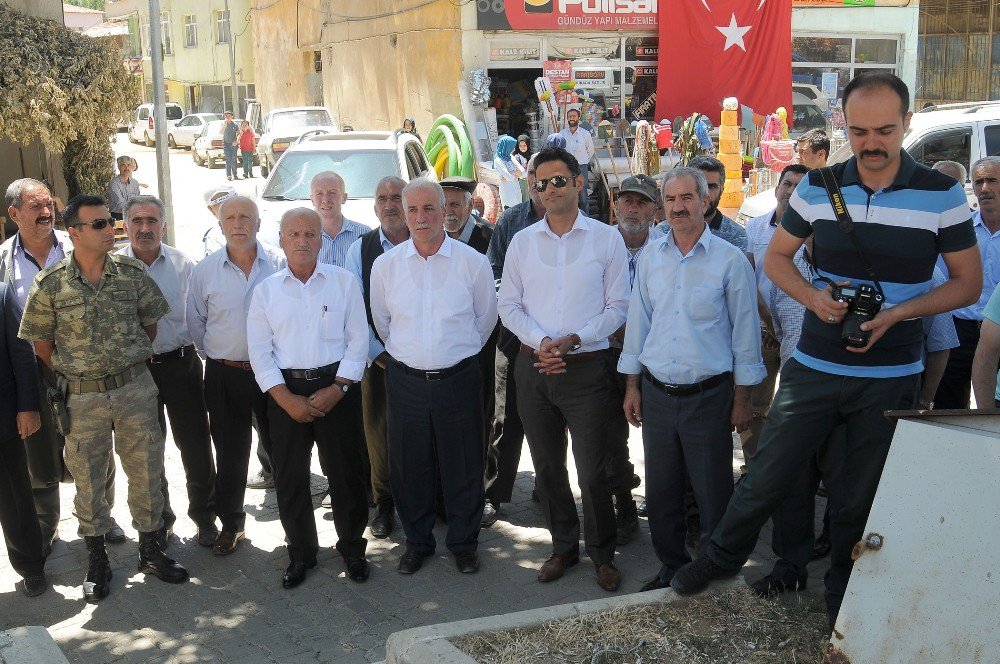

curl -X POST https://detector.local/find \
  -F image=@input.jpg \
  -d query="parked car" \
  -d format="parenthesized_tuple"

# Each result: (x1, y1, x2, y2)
(790, 91, 828, 139)
(253, 106, 338, 177)
(255, 131, 433, 244)
(168, 113, 222, 149)
(737, 101, 1000, 223)
(192, 119, 247, 169)
(128, 102, 185, 146)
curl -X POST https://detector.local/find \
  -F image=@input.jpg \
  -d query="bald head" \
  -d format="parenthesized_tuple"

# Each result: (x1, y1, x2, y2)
(279, 207, 321, 233)
(310, 171, 348, 225)
(279, 207, 323, 270)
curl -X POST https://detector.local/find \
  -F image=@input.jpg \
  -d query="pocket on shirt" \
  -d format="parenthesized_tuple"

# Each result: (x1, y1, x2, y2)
(321, 307, 346, 341)
(686, 286, 723, 323)
(54, 295, 87, 323)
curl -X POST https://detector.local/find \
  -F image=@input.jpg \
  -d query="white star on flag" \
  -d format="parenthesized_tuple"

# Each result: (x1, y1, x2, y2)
(716, 13, 752, 52)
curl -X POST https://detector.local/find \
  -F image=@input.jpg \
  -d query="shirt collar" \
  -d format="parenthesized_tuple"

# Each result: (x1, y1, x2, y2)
(403, 234, 454, 259)
(14, 230, 61, 255)
(378, 227, 404, 249)
(222, 240, 268, 269)
(662, 223, 712, 256)
(281, 263, 326, 286)
(66, 250, 117, 281)
(456, 217, 476, 245)
(122, 243, 166, 266)
(842, 150, 918, 190)
(538, 211, 586, 239)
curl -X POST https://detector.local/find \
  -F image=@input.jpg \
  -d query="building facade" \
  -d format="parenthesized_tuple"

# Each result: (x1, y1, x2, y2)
(917, 0, 1000, 107)
(106, 0, 256, 116)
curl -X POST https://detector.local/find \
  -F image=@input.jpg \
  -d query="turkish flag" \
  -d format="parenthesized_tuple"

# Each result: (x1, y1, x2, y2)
(655, 0, 792, 126)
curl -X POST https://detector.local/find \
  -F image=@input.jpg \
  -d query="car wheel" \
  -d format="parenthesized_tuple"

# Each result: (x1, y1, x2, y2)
(144, 132, 153, 147)
(167, 134, 177, 149)
(193, 150, 203, 166)
(207, 155, 217, 169)
(260, 161, 269, 177)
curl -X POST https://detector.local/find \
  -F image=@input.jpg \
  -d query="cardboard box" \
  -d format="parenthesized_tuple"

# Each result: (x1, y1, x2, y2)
(719, 125, 739, 142)
(720, 153, 743, 171)
(719, 139, 741, 154)
(721, 190, 744, 208)
(720, 110, 738, 126)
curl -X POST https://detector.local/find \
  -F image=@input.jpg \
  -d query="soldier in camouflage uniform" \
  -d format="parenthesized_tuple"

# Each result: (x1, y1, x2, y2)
(18, 195, 190, 602)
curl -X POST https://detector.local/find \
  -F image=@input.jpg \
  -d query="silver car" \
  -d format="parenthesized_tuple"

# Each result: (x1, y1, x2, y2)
(168, 113, 222, 149)
(192, 119, 245, 169)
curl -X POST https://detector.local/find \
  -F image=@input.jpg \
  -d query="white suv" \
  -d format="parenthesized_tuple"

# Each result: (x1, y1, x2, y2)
(128, 102, 185, 146)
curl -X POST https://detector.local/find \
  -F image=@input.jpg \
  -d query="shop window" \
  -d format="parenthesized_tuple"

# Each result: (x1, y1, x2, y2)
(854, 39, 896, 65)
(909, 128, 973, 174)
(984, 124, 1000, 157)
(792, 37, 851, 64)
(548, 37, 620, 62)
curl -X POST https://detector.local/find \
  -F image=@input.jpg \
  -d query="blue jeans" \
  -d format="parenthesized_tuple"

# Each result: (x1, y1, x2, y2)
(241, 150, 253, 177)
(578, 163, 590, 211)
(223, 144, 238, 178)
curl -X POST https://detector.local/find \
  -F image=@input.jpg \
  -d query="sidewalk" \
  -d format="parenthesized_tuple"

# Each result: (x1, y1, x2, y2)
(0, 425, 827, 663)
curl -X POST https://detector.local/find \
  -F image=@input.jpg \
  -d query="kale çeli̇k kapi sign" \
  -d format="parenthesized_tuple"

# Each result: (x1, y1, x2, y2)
(477, 0, 658, 31)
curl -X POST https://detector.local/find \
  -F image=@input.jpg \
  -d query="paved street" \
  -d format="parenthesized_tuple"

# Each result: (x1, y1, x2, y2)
(0, 138, 827, 662)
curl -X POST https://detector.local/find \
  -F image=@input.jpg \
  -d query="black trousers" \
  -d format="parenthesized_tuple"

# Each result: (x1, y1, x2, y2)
(708, 359, 918, 619)
(147, 348, 216, 529)
(0, 435, 45, 578)
(386, 358, 484, 555)
(267, 374, 367, 564)
(486, 327, 532, 503)
(642, 375, 735, 582)
(25, 359, 68, 542)
(933, 316, 979, 409)
(204, 359, 272, 532)
(516, 351, 617, 565)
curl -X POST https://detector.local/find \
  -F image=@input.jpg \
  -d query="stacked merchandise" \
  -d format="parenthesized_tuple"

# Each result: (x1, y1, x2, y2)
(717, 97, 744, 209)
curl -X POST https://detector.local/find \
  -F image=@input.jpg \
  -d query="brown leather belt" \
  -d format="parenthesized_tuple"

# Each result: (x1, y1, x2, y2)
(212, 358, 253, 371)
(519, 344, 605, 362)
(62, 363, 146, 394)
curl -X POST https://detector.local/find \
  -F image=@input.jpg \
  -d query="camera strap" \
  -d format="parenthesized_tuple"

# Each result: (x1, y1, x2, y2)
(813, 167, 885, 298)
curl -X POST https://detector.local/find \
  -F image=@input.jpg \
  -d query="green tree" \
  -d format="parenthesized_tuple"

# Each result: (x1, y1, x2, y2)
(65, 0, 106, 10)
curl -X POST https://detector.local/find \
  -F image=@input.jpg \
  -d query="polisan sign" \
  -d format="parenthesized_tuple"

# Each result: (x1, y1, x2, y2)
(477, 0, 658, 31)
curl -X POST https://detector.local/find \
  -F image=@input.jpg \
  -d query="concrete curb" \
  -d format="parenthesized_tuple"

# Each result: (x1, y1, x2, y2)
(0, 627, 69, 663)
(385, 577, 744, 663)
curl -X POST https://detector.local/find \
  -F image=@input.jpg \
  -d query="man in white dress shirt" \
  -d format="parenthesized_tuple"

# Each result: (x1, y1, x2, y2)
(559, 108, 595, 210)
(248, 208, 370, 589)
(187, 196, 285, 556)
(498, 146, 630, 592)
(370, 178, 497, 576)
(119, 196, 217, 549)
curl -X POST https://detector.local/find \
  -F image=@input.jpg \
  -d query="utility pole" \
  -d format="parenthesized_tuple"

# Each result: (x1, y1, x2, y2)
(148, 0, 175, 245)
(224, 0, 239, 115)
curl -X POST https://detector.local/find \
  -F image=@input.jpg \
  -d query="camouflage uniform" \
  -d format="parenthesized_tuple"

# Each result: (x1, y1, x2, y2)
(18, 251, 170, 537)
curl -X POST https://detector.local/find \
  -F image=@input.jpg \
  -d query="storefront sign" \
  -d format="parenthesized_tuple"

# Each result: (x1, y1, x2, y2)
(631, 91, 656, 120)
(488, 41, 541, 61)
(477, 0, 880, 30)
(544, 59, 574, 104)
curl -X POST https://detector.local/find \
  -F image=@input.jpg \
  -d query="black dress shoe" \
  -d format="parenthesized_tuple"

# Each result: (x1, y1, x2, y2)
(671, 555, 739, 596)
(640, 575, 670, 592)
(398, 548, 429, 575)
(749, 573, 807, 598)
(480, 501, 498, 528)
(636, 500, 648, 517)
(454, 551, 479, 574)
(282, 560, 315, 589)
(20, 574, 48, 597)
(370, 504, 395, 539)
(812, 536, 832, 559)
(345, 556, 370, 583)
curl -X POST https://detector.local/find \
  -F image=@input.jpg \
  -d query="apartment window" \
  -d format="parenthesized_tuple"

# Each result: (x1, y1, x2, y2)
(184, 15, 197, 48)
(160, 12, 173, 55)
(140, 16, 150, 56)
(216, 10, 231, 44)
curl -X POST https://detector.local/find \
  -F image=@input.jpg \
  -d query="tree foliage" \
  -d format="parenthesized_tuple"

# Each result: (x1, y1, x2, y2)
(0, 7, 138, 197)
(65, 0, 105, 9)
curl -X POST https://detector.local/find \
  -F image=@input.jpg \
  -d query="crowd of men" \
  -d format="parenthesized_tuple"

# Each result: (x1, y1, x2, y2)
(1, 72, 992, 633)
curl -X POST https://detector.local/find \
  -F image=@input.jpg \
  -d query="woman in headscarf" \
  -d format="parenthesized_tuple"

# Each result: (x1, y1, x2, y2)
(493, 134, 524, 209)
(401, 117, 421, 141)
(512, 134, 532, 200)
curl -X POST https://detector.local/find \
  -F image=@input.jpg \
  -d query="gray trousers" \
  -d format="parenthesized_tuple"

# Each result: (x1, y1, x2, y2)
(642, 375, 735, 583)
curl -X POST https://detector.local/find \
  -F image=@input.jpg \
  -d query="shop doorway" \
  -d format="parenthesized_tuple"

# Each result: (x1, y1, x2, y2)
(488, 68, 543, 138)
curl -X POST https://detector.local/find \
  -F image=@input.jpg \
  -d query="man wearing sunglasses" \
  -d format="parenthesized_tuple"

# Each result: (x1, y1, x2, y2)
(1, 179, 125, 557)
(19, 194, 190, 601)
(498, 146, 631, 592)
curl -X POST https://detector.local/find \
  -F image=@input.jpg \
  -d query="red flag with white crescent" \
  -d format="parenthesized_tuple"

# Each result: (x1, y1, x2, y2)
(655, 0, 792, 125)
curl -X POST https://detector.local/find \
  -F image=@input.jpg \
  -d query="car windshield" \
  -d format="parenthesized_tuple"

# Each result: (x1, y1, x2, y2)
(262, 150, 400, 200)
(270, 110, 332, 133)
(166, 106, 184, 120)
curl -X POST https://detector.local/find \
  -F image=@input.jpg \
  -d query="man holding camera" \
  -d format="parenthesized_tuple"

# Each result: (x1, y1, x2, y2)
(670, 73, 981, 629)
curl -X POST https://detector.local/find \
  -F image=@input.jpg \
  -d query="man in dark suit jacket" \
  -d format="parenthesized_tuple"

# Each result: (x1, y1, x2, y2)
(442, 177, 499, 527)
(0, 281, 47, 596)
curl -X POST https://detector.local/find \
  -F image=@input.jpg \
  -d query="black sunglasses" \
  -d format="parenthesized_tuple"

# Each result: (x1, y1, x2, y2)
(534, 175, 576, 192)
(72, 218, 115, 230)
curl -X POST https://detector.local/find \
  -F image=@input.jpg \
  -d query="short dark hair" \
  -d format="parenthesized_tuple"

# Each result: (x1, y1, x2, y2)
(532, 146, 581, 177)
(689, 156, 726, 181)
(778, 163, 809, 186)
(842, 71, 910, 117)
(796, 129, 830, 157)
(63, 194, 108, 227)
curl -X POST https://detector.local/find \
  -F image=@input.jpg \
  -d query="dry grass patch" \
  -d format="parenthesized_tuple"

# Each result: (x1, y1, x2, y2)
(453, 586, 829, 663)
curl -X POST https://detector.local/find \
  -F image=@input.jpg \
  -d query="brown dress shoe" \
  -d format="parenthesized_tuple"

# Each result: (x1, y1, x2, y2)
(595, 563, 621, 591)
(537, 552, 579, 582)
(212, 529, 245, 556)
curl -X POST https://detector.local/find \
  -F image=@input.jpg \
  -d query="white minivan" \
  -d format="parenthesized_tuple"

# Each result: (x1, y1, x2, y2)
(128, 102, 185, 146)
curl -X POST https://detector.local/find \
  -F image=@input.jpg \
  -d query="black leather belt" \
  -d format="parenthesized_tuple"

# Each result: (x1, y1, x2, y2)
(393, 356, 474, 381)
(519, 344, 605, 362)
(149, 344, 194, 364)
(281, 362, 340, 381)
(643, 369, 731, 397)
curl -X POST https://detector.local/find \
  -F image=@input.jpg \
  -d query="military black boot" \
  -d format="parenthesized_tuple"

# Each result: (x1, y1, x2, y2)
(138, 531, 189, 584)
(83, 535, 112, 602)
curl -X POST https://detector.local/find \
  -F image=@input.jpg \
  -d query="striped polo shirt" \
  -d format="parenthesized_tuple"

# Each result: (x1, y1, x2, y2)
(781, 151, 976, 378)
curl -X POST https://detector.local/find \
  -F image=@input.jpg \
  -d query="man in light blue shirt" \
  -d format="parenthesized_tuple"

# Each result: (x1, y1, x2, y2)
(619, 167, 764, 592)
(311, 172, 370, 268)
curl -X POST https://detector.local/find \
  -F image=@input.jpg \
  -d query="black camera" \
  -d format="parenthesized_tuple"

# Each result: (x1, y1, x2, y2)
(831, 283, 884, 348)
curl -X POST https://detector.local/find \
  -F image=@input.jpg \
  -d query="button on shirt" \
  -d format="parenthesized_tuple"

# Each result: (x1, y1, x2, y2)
(247, 264, 368, 393)
(498, 213, 630, 352)
(345, 229, 402, 362)
(558, 127, 595, 167)
(10, 232, 69, 310)
(618, 227, 765, 386)
(186, 241, 285, 361)
(117, 243, 195, 354)
(370, 236, 498, 370)
(951, 211, 1000, 321)
(318, 218, 369, 268)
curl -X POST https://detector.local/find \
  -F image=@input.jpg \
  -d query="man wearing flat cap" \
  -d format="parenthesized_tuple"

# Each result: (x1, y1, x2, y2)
(440, 176, 499, 526)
